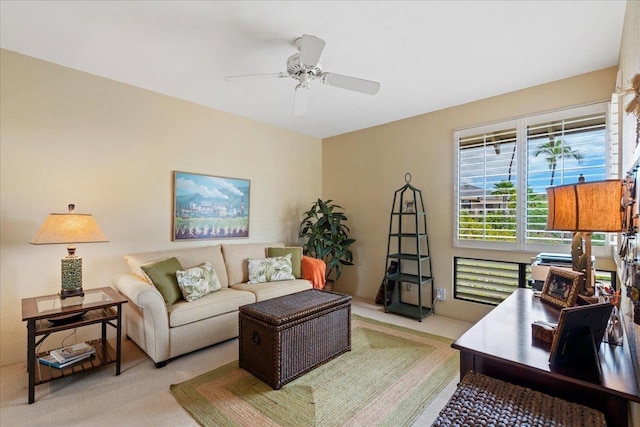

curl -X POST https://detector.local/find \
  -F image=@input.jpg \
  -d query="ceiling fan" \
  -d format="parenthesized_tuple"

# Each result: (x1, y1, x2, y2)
(224, 34, 381, 116)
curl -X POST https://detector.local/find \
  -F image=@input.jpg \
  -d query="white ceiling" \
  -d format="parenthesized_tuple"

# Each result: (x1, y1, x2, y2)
(0, 1, 627, 139)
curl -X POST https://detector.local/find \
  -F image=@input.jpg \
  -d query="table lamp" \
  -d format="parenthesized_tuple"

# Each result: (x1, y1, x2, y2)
(546, 177, 622, 296)
(31, 204, 108, 300)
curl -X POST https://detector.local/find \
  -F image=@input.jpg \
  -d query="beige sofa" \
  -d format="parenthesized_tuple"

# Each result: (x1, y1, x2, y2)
(114, 242, 312, 367)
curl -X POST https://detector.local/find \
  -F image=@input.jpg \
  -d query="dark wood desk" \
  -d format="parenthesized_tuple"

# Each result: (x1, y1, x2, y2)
(452, 288, 640, 427)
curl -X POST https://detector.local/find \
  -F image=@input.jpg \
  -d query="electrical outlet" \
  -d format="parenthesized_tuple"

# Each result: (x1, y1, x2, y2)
(436, 288, 446, 301)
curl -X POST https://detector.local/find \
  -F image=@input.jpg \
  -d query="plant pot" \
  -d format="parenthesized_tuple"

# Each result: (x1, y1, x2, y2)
(323, 280, 335, 292)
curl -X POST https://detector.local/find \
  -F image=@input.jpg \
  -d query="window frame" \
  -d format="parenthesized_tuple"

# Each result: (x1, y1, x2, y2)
(453, 102, 613, 256)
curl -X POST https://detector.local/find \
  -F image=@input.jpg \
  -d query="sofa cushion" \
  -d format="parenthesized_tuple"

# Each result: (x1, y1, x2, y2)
(168, 288, 256, 327)
(248, 254, 296, 283)
(267, 246, 302, 278)
(222, 242, 284, 285)
(125, 245, 229, 288)
(141, 257, 184, 306)
(176, 262, 222, 302)
(232, 279, 313, 302)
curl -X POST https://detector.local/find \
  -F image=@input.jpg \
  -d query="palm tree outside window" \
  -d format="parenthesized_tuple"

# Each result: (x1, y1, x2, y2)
(533, 138, 584, 187)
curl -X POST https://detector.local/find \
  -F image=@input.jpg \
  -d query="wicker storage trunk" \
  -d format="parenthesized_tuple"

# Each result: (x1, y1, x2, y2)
(239, 289, 351, 389)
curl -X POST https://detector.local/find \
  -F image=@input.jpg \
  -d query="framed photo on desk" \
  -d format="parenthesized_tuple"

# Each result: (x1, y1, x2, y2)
(540, 267, 582, 308)
(549, 302, 613, 379)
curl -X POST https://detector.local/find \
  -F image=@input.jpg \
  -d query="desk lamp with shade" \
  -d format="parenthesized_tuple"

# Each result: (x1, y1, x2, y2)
(545, 177, 622, 296)
(30, 204, 108, 303)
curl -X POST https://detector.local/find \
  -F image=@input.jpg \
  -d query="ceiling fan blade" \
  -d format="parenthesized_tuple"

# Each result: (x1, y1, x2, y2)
(321, 73, 380, 95)
(293, 85, 310, 116)
(224, 72, 287, 82)
(298, 34, 325, 67)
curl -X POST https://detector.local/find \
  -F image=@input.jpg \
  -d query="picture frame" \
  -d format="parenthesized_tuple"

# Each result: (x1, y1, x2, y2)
(403, 200, 415, 213)
(172, 171, 250, 241)
(622, 171, 636, 234)
(540, 267, 582, 309)
(549, 303, 612, 380)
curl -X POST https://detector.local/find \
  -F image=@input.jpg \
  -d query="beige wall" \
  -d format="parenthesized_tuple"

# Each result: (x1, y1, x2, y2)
(323, 66, 618, 322)
(0, 50, 322, 366)
(616, 1, 640, 423)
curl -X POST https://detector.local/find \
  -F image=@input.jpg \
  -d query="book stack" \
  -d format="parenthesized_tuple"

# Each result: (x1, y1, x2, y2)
(39, 342, 95, 369)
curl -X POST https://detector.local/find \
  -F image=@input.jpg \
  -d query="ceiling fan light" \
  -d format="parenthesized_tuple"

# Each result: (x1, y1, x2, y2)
(298, 72, 310, 88)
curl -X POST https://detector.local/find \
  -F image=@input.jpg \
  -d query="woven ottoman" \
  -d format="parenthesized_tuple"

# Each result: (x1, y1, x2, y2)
(433, 371, 607, 427)
(239, 289, 351, 389)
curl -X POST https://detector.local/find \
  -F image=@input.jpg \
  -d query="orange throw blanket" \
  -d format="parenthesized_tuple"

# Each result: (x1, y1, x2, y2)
(301, 256, 326, 289)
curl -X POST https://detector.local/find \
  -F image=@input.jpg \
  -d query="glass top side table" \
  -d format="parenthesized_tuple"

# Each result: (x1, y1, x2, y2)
(22, 286, 128, 403)
(35, 288, 113, 314)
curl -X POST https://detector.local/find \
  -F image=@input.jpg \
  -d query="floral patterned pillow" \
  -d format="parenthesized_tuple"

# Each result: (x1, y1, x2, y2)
(176, 262, 222, 302)
(247, 253, 296, 283)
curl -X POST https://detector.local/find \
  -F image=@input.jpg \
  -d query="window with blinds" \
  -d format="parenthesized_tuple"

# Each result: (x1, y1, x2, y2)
(455, 103, 611, 252)
(457, 127, 518, 244)
(526, 113, 607, 246)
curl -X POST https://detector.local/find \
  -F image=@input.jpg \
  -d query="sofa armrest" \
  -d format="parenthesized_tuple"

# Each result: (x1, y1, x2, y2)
(113, 272, 171, 364)
(114, 273, 165, 309)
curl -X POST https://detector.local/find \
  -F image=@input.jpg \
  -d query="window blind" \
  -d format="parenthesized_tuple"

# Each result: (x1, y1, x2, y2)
(454, 103, 610, 252)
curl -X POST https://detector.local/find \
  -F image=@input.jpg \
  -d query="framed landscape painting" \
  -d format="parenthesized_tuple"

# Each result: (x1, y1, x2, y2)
(172, 171, 250, 241)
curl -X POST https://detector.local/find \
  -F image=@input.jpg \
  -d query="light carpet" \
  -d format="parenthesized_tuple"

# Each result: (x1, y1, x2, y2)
(170, 314, 459, 427)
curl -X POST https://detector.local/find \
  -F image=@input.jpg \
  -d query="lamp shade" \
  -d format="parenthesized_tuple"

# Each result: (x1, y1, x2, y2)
(546, 179, 622, 232)
(31, 206, 108, 245)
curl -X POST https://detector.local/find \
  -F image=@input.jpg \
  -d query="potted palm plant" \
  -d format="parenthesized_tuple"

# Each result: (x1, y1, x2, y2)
(299, 198, 355, 291)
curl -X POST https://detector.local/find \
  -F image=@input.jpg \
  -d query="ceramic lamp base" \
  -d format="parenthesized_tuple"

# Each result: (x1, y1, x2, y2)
(61, 256, 83, 299)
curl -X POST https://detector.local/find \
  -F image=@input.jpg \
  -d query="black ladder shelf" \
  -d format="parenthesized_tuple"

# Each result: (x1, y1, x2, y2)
(383, 173, 434, 321)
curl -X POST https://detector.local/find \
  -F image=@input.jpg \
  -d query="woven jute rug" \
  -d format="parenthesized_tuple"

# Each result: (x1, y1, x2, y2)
(170, 314, 459, 427)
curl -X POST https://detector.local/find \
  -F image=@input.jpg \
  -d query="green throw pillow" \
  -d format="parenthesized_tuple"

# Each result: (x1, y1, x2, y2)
(141, 257, 184, 306)
(247, 254, 295, 283)
(176, 262, 222, 302)
(267, 246, 302, 278)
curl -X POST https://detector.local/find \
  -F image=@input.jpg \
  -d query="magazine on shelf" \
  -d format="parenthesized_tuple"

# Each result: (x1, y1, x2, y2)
(38, 351, 94, 369)
(49, 342, 95, 363)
